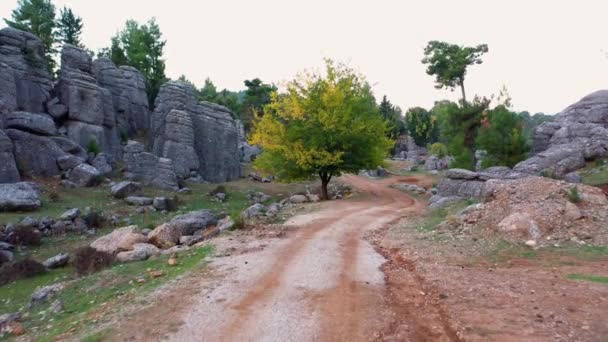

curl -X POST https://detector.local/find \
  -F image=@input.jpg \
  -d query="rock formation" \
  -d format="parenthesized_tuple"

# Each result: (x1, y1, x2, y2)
(123, 141, 178, 190)
(152, 81, 241, 182)
(514, 90, 608, 177)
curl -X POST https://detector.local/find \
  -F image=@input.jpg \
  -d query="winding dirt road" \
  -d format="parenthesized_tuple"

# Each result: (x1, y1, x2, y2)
(111, 175, 459, 341)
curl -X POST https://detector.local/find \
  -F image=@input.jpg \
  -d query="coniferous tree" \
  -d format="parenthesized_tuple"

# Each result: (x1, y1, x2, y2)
(56, 6, 83, 47)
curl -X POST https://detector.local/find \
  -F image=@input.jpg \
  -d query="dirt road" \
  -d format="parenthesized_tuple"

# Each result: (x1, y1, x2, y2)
(107, 174, 460, 341)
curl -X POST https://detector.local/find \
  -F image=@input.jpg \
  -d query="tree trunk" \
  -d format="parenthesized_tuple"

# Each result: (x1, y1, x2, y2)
(460, 79, 467, 106)
(319, 172, 332, 200)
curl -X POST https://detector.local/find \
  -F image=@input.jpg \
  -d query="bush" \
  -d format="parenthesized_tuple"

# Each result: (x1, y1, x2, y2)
(8, 226, 42, 246)
(86, 138, 101, 156)
(209, 185, 227, 196)
(540, 169, 558, 179)
(232, 216, 246, 230)
(429, 142, 448, 158)
(48, 190, 61, 202)
(567, 186, 581, 203)
(596, 159, 605, 167)
(82, 209, 106, 228)
(73, 246, 114, 276)
(0, 259, 46, 286)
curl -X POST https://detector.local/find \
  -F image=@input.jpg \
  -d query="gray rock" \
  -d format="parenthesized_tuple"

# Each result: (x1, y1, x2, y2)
(0, 182, 40, 211)
(217, 216, 235, 231)
(111, 181, 142, 199)
(56, 155, 84, 171)
(429, 195, 464, 210)
(563, 172, 582, 184)
(0, 250, 14, 265)
(46, 97, 67, 120)
(177, 187, 191, 194)
(91, 153, 112, 175)
(289, 194, 309, 204)
(0, 28, 53, 113)
(151, 81, 241, 183)
(240, 142, 262, 163)
(169, 210, 217, 236)
(60, 180, 77, 188)
(125, 196, 153, 206)
(155, 109, 199, 177)
(424, 155, 452, 171)
(6, 129, 67, 177)
(5, 111, 56, 136)
(67, 164, 101, 187)
(42, 253, 69, 269)
(445, 168, 479, 180)
(241, 203, 265, 219)
(116, 243, 159, 263)
(59, 208, 80, 221)
(0, 242, 14, 250)
(0, 312, 21, 332)
(30, 283, 64, 306)
(50, 299, 64, 313)
(394, 183, 426, 194)
(0, 129, 20, 183)
(122, 141, 179, 190)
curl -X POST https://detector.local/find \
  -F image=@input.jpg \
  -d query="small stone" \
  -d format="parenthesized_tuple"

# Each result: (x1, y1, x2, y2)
(149, 270, 164, 278)
(168, 257, 178, 266)
(525, 240, 537, 247)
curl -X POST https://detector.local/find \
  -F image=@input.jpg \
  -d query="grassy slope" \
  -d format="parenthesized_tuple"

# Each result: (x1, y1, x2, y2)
(579, 159, 608, 186)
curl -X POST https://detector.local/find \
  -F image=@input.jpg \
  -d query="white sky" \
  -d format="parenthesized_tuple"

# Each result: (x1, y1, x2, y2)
(2, 0, 607, 114)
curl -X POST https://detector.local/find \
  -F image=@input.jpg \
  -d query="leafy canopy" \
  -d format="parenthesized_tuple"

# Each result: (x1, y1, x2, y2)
(378, 95, 405, 140)
(405, 106, 438, 146)
(250, 60, 391, 198)
(422, 41, 488, 104)
(56, 6, 83, 47)
(476, 105, 530, 168)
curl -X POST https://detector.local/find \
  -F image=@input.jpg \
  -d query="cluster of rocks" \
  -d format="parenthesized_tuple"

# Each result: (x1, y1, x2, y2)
(360, 166, 390, 178)
(0, 27, 245, 206)
(393, 136, 427, 164)
(240, 192, 322, 220)
(424, 155, 453, 171)
(438, 177, 608, 246)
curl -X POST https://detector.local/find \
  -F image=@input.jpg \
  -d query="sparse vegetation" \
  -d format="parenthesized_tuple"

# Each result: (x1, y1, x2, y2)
(566, 273, 608, 284)
(86, 137, 101, 156)
(567, 186, 581, 203)
(0, 258, 46, 286)
(73, 246, 114, 276)
(9, 225, 42, 246)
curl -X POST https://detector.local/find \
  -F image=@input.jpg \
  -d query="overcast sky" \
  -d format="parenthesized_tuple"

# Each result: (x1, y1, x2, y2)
(1, 0, 607, 114)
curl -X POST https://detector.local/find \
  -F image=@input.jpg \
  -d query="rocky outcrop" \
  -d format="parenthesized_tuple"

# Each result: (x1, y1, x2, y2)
(0, 27, 52, 113)
(123, 141, 178, 190)
(152, 81, 241, 182)
(156, 109, 198, 177)
(0, 130, 19, 183)
(515, 90, 608, 177)
(6, 129, 68, 177)
(5, 111, 56, 136)
(93, 58, 149, 136)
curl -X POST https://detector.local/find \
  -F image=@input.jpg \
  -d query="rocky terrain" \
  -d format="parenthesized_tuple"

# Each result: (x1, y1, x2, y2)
(0, 27, 249, 211)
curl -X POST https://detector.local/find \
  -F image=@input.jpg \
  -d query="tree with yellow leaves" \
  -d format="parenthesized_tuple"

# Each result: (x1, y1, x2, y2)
(250, 60, 392, 200)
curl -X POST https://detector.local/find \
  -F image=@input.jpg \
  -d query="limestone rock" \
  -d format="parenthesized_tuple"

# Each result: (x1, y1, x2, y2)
(43, 253, 69, 269)
(56, 155, 84, 171)
(148, 210, 217, 247)
(6, 129, 67, 177)
(90, 225, 147, 254)
(122, 141, 179, 190)
(68, 164, 101, 187)
(0, 182, 41, 211)
(59, 208, 80, 221)
(156, 109, 199, 177)
(125, 196, 153, 206)
(5, 111, 56, 136)
(0, 129, 19, 183)
(241, 203, 265, 219)
(111, 181, 142, 199)
(116, 243, 159, 263)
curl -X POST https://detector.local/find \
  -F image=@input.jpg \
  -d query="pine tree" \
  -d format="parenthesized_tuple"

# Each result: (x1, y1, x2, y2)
(56, 6, 83, 47)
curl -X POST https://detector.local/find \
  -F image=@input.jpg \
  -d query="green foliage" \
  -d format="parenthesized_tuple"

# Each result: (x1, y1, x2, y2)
(405, 107, 438, 146)
(56, 6, 83, 46)
(567, 274, 608, 284)
(86, 137, 101, 156)
(567, 186, 581, 203)
(378, 95, 405, 140)
(476, 106, 530, 168)
(429, 142, 448, 158)
(4, 0, 57, 73)
(422, 41, 488, 104)
(101, 18, 167, 107)
(518, 111, 554, 144)
(596, 159, 605, 167)
(251, 60, 392, 199)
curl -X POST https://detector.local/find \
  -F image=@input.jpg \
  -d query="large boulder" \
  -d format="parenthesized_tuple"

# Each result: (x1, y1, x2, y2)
(152, 81, 241, 183)
(0, 129, 19, 183)
(0, 182, 41, 211)
(68, 164, 101, 187)
(116, 243, 159, 263)
(0, 28, 53, 113)
(6, 129, 68, 177)
(148, 210, 217, 247)
(90, 225, 148, 254)
(156, 109, 199, 177)
(111, 181, 142, 199)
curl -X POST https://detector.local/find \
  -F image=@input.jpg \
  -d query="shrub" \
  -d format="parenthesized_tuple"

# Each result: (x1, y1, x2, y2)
(567, 186, 581, 203)
(120, 130, 128, 144)
(86, 137, 101, 156)
(232, 216, 246, 230)
(596, 159, 605, 167)
(48, 191, 61, 202)
(73, 246, 114, 276)
(82, 209, 106, 228)
(8, 226, 42, 246)
(209, 185, 227, 196)
(429, 142, 448, 158)
(0, 259, 46, 286)
(540, 169, 558, 179)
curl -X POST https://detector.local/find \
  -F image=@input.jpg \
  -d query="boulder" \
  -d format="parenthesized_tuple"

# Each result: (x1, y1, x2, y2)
(445, 168, 479, 180)
(241, 203, 265, 219)
(90, 225, 147, 254)
(91, 153, 112, 175)
(0, 250, 14, 265)
(56, 155, 84, 171)
(110, 181, 142, 199)
(67, 164, 101, 187)
(42, 253, 69, 269)
(497, 213, 541, 240)
(156, 109, 199, 177)
(425, 155, 452, 171)
(429, 195, 464, 210)
(152, 197, 172, 211)
(563, 172, 582, 184)
(30, 283, 64, 306)
(289, 194, 308, 204)
(116, 243, 159, 263)
(125, 196, 153, 206)
(122, 141, 179, 190)
(59, 208, 80, 221)
(0, 129, 20, 183)
(217, 216, 235, 231)
(0, 182, 41, 211)
(6, 129, 67, 177)
(4, 112, 56, 136)
(148, 210, 217, 247)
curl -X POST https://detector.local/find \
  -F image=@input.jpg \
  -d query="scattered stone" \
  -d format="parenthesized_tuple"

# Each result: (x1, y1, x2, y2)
(0, 312, 21, 335)
(148, 210, 217, 247)
(152, 197, 174, 211)
(289, 194, 308, 204)
(59, 208, 80, 221)
(306, 194, 320, 202)
(564, 202, 582, 221)
(215, 193, 226, 202)
(111, 181, 142, 199)
(525, 240, 537, 247)
(241, 203, 265, 219)
(177, 187, 191, 194)
(217, 216, 235, 231)
(43, 253, 69, 269)
(116, 243, 159, 263)
(30, 283, 64, 306)
(0, 250, 14, 265)
(125, 196, 153, 206)
(50, 299, 64, 313)
(167, 257, 178, 266)
(149, 270, 164, 278)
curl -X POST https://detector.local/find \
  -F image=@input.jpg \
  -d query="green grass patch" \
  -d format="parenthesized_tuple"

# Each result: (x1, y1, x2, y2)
(566, 273, 608, 284)
(579, 160, 608, 186)
(9, 245, 213, 341)
(403, 200, 472, 232)
(484, 240, 539, 263)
